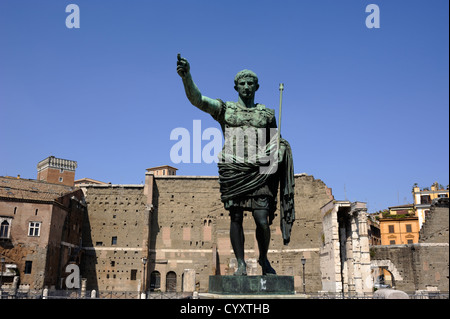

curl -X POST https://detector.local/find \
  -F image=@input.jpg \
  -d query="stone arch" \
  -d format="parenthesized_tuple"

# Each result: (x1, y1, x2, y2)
(371, 259, 403, 286)
(149, 271, 161, 291)
(166, 271, 177, 292)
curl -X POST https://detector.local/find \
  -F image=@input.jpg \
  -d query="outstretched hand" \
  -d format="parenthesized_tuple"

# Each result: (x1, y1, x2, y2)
(177, 53, 190, 78)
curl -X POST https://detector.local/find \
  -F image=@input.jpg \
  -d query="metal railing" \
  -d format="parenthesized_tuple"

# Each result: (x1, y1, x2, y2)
(1, 288, 448, 299)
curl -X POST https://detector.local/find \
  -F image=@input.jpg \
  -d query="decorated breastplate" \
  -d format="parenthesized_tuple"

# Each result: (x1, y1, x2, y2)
(223, 102, 275, 129)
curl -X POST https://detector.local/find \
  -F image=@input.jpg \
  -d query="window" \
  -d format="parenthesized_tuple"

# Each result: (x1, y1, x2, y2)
(389, 240, 396, 245)
(420, 195, 431, 204)
(406, 224, 412, 233)
(59, 177, 63, 182)
(130, 269, 137, 281)
(388, 225, 395, 233)
(28, 222, 41, 236)
(0, 219, 11, 238)
(24, 261, 33, 274)
(407, 239, 413, 244)
(95, 241, 103, 246)
(111, 236, 117, 245)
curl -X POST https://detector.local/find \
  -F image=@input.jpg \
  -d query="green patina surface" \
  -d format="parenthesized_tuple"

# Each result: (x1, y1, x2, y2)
(209, 275, 295, 295)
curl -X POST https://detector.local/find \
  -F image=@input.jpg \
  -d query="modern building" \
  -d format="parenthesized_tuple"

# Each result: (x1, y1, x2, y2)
(146, 165, 178, 176)
(379, 204, 419, 245)
(0, 176, 85, 291)
(412, 182, 449, 229)
(367, 215, 381, 246)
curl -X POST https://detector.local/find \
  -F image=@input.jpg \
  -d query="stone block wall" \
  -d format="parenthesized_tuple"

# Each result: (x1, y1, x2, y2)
(148, 174, 333, 293)
(371, 201, 449, 292)
(79, 173, 334, 293)
(80, 185, 150, 291)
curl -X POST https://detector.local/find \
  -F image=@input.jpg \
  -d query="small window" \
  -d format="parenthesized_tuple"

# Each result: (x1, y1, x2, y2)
(59, 177, 63, 182)
(24, 261, 33, 274)
(60, 168, 64, 173)
(406, 224, 412, 233)
(130, 269, 137, 280)
(407, 239, 413, 244)
(95, 241, 103, 246)
(111, 236, 117, 245)
(28, 222, 41, 237)
(0, 220, 11, 238)
(389, 240, 396, 245)
(388, 225, 395, 233)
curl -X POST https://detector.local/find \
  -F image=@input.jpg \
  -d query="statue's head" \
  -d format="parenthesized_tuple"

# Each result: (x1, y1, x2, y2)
(234, 69, 259, 99)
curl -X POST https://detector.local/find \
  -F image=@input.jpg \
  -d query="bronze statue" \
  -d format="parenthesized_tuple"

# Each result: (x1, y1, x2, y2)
(177, 54, 295, 276)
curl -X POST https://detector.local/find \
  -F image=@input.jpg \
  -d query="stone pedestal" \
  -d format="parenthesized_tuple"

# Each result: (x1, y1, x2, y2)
(209, 275, 294, 295)
(183, 269, 196, 292)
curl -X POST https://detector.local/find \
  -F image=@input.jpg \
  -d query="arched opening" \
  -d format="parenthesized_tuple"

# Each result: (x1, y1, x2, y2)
(0, 220, 10, 238)
(371, 260, 402, 289)
(166, 271, 177, 292)
(149, 271, 161, 291)
(381, 268, 395, 288)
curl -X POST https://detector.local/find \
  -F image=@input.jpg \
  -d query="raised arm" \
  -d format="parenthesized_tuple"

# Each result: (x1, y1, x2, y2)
(177, 54, 221, 115)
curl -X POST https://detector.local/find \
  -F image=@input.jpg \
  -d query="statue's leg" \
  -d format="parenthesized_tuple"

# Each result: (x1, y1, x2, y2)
(229, 207, 247, 275)
(253, 208, 276, 275)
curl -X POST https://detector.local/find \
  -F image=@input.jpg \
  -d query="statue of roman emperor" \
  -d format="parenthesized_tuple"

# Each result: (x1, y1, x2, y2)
(177, 54, 295, 276)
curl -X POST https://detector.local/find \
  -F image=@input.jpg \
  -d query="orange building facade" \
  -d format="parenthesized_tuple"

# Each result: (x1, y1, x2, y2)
(379, 204, 419, 245)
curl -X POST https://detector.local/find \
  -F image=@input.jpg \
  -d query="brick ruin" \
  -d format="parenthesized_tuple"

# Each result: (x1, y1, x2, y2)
(79, 172, 334, 293)
(371, 198, 449, 292)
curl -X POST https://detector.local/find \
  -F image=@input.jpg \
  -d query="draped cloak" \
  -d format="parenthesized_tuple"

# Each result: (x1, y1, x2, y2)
(212, 100, 295, 245)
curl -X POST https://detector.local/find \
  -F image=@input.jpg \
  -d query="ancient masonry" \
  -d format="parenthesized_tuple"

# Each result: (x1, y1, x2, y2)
(79, 171, 335, 293)
(371, 198, 449, 292)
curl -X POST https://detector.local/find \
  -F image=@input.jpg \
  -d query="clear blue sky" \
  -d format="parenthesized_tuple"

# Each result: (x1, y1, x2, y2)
(0, 0, 448, 213)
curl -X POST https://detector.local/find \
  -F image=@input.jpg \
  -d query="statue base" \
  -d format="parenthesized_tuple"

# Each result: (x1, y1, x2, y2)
(208, 275, 295, 295)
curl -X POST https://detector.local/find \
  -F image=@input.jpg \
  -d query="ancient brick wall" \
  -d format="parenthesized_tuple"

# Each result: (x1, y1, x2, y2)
(79, 173, 334, 293)
(371, 202, 449, 292)
(148, 174, 333, 293)
(80, 185, 150, 291)
(419, 202, 449, 244)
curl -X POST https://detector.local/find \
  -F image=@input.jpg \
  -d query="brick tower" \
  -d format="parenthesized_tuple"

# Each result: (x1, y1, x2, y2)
(37, 156, 78, 186)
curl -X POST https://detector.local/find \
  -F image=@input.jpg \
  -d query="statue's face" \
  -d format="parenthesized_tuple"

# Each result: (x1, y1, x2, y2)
(235, 76, 259, 99)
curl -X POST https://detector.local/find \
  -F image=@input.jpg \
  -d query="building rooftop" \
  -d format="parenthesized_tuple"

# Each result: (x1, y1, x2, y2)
(0, 176, 75, 201)
(74, 177, 107, 185)
(37, 155, 77, 172)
